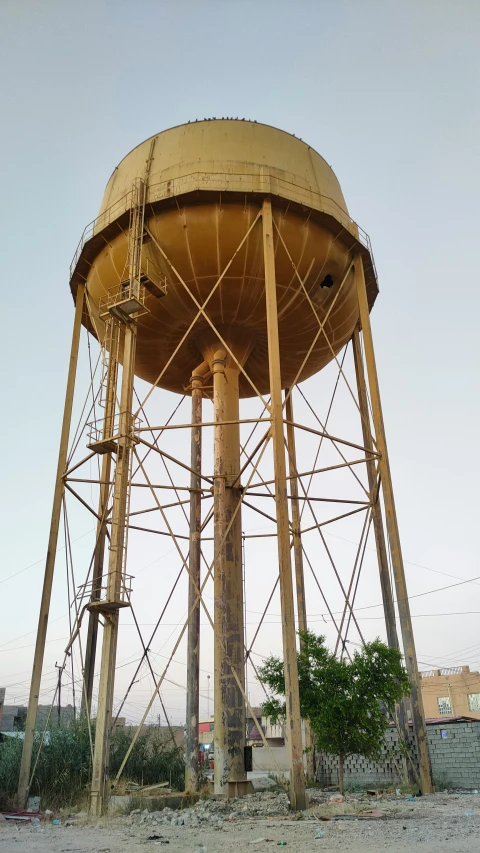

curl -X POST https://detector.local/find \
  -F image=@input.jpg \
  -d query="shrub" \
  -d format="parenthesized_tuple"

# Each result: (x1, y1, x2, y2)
(0, 720, 184, 807)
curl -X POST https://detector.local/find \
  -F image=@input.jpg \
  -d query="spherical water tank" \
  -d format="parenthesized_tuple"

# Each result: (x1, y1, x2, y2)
(70, 120, 377, 397)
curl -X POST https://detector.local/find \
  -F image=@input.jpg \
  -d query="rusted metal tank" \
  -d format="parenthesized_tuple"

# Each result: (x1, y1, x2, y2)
(70, 119, 377, 396)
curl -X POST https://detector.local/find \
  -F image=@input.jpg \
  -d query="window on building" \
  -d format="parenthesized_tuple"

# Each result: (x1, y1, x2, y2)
(437, 696, 452, 716)
(468, 693, 480, 712)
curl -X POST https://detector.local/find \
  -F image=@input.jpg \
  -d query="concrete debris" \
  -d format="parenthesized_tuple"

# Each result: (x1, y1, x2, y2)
(130, 792, 290, 830)
(2, 791, 480, 851)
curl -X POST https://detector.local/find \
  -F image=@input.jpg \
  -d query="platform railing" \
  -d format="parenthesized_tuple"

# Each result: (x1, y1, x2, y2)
(70, 171, 377, 280)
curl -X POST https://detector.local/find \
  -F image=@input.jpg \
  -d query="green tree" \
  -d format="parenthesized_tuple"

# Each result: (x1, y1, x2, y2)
(259, 631, 411, 794)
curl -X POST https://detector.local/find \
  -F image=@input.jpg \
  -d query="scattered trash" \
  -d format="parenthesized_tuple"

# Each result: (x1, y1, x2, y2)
(315, 828, 325, 838)
(31, 817, 40, 828)
(366, 790, 377, 797)
(27, 797, 40, 813)
(328, 794, 344, 803)
(466, 811, 473, 817)
(395, 789, 402, 797)
(146, 835, 169, 843)
(405, 797, 416, 803)
(331, 816, 359, 822)
(52, 819, 61, 826)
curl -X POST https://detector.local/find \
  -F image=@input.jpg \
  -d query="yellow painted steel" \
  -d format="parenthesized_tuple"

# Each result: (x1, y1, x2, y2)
(97, 120, 350, 223)
(71, 120, 377, 398)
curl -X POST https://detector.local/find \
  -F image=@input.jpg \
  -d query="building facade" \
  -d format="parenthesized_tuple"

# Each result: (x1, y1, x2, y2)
(420, 666, 480, 720)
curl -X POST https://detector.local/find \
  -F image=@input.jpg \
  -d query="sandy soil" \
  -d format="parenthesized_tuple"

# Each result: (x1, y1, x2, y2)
(2, 793, 480, 853)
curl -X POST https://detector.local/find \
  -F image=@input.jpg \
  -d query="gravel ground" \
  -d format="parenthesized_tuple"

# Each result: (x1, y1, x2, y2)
(2, 791, 480, 853)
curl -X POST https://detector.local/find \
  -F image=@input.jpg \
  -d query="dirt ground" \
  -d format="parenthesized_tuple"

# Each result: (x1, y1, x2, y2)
(2, 792, 480, 853)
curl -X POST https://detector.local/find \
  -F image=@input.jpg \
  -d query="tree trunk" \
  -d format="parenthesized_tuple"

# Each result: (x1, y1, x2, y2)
(312, 734, 317, 782)
(339, 753, 345, 795)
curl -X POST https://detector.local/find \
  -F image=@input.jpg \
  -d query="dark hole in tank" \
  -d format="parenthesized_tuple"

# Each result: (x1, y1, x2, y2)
(320, 274, 334, 289)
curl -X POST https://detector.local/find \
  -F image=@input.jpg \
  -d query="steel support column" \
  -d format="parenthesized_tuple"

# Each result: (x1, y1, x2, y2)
(262, 199, 306, 811)
(285, 391, 314, 783)
(354, 254, 433, 794)
(89, 320, 138, 815)
(17, 282, 85, 808)
(352, 326, 414, 782)
(212, 349, 248, 797)
(351, 329, 398, 649)
(83, 319, 120, 715)
(185, 362, 208, 792)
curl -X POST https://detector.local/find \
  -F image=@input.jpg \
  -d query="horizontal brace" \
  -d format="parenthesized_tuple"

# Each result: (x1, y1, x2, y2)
(125, 523, 213, 541)
(129, 494, 211, 518)
(131, 484, 209, 492)
(246, 492, 370, 506)
(243, 533, 277, 539)
(66, 478, 113, 485)
(135, 418, 271, 432)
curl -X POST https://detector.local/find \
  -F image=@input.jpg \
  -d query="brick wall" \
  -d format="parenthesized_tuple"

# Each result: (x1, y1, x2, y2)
(316, 719, 480, 789)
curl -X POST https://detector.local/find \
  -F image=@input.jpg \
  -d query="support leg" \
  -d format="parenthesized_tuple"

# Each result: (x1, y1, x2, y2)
(352, 328, 398, 647)
(354, 254, 433, 794)
(17, 283, 85, 808)
(185, 362, 208, 792)
(89, 321, 137, 815)
(262, 199, 306, 811)
(285, 391, 315, 784)
(83, 319, 120, 715)
(352, 326, 414, 782)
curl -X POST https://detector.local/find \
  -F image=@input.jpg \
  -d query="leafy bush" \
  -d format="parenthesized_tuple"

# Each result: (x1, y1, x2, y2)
(260, 631, 411, 793)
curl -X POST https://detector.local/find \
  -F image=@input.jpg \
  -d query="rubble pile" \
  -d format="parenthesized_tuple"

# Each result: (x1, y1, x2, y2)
(130, 791, 290, 830)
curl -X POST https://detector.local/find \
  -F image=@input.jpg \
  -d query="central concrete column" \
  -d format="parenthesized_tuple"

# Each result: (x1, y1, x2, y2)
(211, 348, 249, 796)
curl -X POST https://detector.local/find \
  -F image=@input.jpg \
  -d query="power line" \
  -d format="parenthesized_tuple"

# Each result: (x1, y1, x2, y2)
(0, 527, 95, 585)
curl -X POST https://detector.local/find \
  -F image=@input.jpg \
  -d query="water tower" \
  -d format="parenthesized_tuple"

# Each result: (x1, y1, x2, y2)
(17, 120, 433, 812)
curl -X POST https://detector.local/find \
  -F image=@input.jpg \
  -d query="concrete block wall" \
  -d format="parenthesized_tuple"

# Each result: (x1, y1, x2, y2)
(427, 721, 480, 788)
(316, 720, 480, 789)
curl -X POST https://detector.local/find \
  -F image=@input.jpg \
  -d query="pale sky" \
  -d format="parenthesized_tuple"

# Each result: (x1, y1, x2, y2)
(1, 0, 479, 727)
